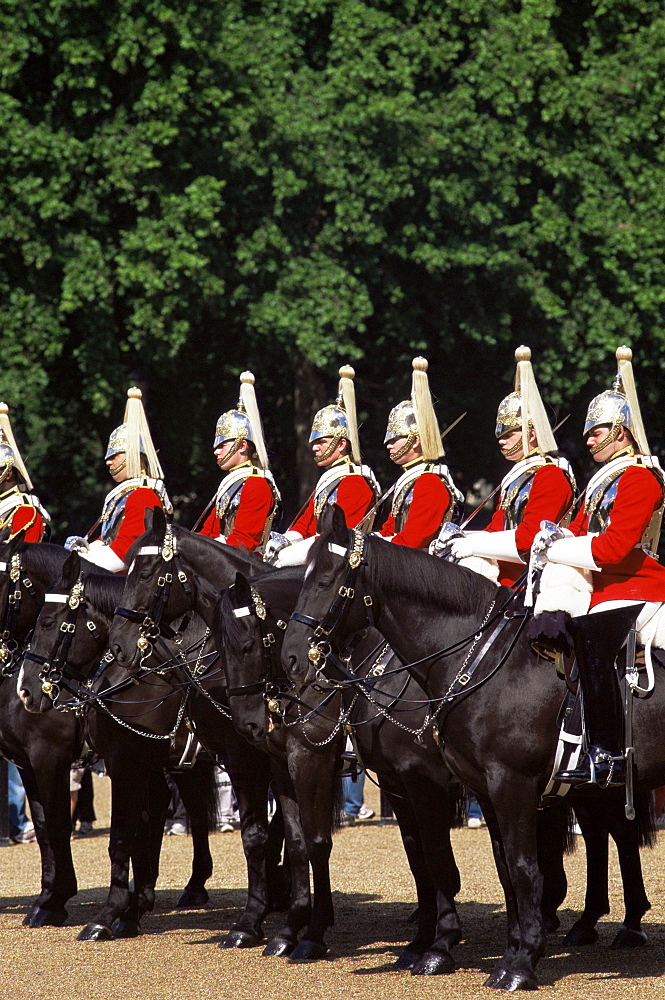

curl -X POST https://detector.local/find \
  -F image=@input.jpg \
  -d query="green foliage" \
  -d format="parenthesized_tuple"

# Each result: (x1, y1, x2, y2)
(0, 0, 664, 529)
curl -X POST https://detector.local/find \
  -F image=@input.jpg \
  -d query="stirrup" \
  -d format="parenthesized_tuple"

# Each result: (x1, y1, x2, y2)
(555, 749, 625, 788)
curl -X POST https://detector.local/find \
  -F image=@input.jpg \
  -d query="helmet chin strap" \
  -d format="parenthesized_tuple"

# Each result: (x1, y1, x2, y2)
(590, 421, 621, 456)
(503, 437, 523, 458)
(0, 462, 14, 487)
(217, 432, 247, 468)
(391, 431, 417, 462)
(110, 458, 127, 475)
(314, 430, 344, 464)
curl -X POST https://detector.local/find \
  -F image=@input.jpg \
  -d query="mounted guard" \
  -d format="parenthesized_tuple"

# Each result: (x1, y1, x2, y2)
(65, 387, 171, 572)
(0, 402, 50, 541)
(198, 371, 280, 553)
(266, 365, 379, 566)
(533, 346, 665, 788)
(440, 346, 575, 582)
(376, 357, 463, 549)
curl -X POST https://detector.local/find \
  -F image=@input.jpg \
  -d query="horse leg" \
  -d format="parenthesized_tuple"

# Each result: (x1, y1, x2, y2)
(607, 794, 651, 949)
(265, 798, 291, 912)
(563, 797, 609, 946)
(78, 752, 151, 941)
(17, 749, 78, 928)
(172, 764, 215, 908)
(392, 772, 461, 975)
(285, 745, 336, 963)
(262, 768, 312, 958)
(536, 800, 570, 934)
(219, 737, 273, 948)
(482, 781, 544, 991)
(383, 785, 440, 969)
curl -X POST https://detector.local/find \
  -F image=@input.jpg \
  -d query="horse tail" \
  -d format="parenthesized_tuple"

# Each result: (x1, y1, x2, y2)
(561, 799, 577, 855)
(449, 782, 469, 830)
(332, 771, 345, 832)
(172, 760, 220, 832)
(634, 790, 657, 850)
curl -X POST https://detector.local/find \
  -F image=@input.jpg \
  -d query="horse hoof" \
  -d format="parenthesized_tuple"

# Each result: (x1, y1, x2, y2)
(111, 918, 141, 938)
(563, 923, 599, 947)
(407, 906, 420, 924)
(288, 939, 328, 963)
(485, 967, 538, 990)
(220, 928, 262, 949)
(394, 949, 422, 970)
(411, 950, 455, 975)
(23, 906, 67, 928)
(610, 926, 647, 950)
(262, 937, 295, 957)
(77, 923, 114, 942)
(176, 888, 209, 908)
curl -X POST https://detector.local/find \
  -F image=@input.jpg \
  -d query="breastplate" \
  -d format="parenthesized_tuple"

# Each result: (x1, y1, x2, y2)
(586, 476, 621, 534)
(394, 465, 464, 534)
(499, 469, 538, 530)
(101, 493, 129, 543)
(216, 480, 246, 537)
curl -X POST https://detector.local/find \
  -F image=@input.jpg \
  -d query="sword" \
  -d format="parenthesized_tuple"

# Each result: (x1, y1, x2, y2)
(624, 625, 637, 821)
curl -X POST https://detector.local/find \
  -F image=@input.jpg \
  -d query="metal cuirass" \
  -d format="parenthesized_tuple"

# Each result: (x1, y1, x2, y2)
(101, 492, 130, 543)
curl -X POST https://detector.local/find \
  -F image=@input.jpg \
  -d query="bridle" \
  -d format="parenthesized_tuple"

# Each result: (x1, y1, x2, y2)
(23, 575, 107, 703)
(114, 523, 194, 665)
(0, 551, 40, 675)
(225, 584, 289, 716)
(290, 529, 374, 672)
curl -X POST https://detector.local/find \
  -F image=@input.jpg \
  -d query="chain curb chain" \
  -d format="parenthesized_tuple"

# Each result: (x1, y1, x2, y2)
(441, 598, 497, 702)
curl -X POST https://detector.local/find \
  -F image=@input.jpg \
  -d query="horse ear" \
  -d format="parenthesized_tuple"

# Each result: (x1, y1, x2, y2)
(234, 571, 252, 602)
(146, 506, 166, 534)
(1, 528, 26, 551)
(331, 503, 347, 540)
(61, 550, 81, 589)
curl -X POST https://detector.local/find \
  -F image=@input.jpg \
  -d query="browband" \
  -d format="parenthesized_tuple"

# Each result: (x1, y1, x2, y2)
(328, 543, 348, 558)
(233, 606, 252, 618)
(44, 594, 69, 604)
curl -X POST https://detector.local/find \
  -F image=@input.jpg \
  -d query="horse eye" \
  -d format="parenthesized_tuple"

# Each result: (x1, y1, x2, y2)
(40, 617, 55, 630)
(139, 569, 154, 582)
(241, 640, 254, 655)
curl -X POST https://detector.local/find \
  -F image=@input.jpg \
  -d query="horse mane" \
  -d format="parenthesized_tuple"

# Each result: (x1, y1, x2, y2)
(125, 523, 267, 573)
(216, 567, 304, 653)
(82, 574, 125, 621)
(310, 529, 496, 618)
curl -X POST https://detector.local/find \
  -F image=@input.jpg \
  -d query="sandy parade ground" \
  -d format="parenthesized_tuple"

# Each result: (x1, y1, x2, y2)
(1, 774, 664, 1000)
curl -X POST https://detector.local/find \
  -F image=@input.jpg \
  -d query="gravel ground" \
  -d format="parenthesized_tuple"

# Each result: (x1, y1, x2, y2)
(1, 775, 664, 1000)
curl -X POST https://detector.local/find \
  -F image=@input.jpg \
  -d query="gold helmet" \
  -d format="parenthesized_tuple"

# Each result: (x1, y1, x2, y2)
(0, 402, 33, 489)
(384, 358, 442, 462)
(495, 346, 557, 457)
(309, 366, 361, 464)
(214, 372, 270, 469)
(584, 346, 649, 455)
(105, 387, 163, 480)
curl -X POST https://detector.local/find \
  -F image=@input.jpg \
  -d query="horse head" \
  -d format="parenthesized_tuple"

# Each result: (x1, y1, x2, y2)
(283, 505, 375, 685)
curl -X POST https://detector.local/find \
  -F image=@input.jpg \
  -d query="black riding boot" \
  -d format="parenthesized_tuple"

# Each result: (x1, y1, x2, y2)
(554, 604, 641, 788)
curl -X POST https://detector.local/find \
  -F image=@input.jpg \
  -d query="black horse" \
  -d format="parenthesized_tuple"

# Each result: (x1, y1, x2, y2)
(17, 550, 295, 944)
(218, 569, 487, 973)
(282, 514, 659, 990)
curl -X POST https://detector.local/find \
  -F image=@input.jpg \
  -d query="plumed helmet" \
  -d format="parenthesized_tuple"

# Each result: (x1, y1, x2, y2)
(384, 358, 443, 462)
(0, 402, 33, 489)
(495, 347, 557, 456)
(309, 366, 361, 464)
(105, 387, 163, 480)
(214, 372, 270, 470)
(583, 346, 649, 455)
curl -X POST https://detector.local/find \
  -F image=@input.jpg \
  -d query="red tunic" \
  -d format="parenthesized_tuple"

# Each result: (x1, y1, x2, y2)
(291, 475, 374, 538)
(10, 504, 46, 542)
(109, 487, 163, 562)
(199, 476, 275, 552)
(378, 473, 452, 550)
(569, 464, 665, 607)
(486, 464, 574, 586)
